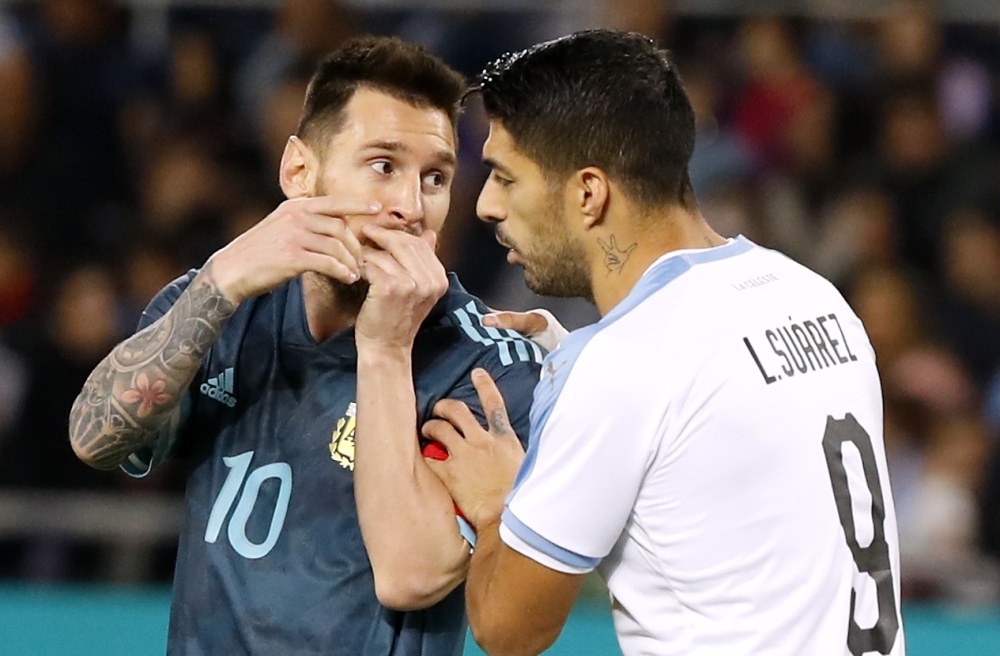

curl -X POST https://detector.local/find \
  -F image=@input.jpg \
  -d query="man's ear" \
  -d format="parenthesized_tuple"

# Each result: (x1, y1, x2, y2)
(569, 167, 610, 231)
(279, 136, 317, 199)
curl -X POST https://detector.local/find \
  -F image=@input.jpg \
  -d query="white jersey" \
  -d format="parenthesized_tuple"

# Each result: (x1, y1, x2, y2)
(501, 236, 905, 656)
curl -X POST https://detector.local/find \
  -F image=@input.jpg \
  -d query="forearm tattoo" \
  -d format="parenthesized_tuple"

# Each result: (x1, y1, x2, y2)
(69, 263, 236, 469)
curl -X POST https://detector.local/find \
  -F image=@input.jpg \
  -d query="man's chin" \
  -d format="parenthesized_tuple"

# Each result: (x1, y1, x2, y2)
(308, 272, 370, 311)
(332, 277, 369, 311)
(522, 263, 593, 302)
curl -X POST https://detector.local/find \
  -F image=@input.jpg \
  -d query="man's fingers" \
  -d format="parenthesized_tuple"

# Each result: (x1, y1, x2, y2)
(470, 369, 514, 436)
(304, 215, 363, 263)
(432, 398, 485, 438)
(300, 251, 360, 285)
(361, 226, 447, 293)
(362, 225, 439, 268)
(421, 418, 464, 452)
(302, 234, 360, 278)
(299, 195, 381, 218)
(485, 309, 569, 352)
(482, 310, 549, 335)
(360, 249, 408, 285)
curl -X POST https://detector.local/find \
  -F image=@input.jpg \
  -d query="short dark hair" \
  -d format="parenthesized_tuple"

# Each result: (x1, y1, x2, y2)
(475, 30, 696, 208)
(297, 36, 466, 151)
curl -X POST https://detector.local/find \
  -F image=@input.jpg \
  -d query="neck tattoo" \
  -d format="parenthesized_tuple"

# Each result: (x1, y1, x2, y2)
(597, 235, 637, 275)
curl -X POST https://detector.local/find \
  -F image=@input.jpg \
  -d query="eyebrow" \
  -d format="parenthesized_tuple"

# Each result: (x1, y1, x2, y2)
(363, 140, 457, 168)
(483, 157, 514, 178)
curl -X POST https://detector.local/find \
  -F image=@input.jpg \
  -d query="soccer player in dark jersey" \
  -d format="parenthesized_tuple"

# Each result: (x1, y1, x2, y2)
(68, 36, 541, 655)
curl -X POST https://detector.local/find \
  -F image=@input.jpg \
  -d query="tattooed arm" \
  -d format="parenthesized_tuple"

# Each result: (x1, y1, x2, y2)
(69, 263, 236, 470)
(68, 194, 380, 470)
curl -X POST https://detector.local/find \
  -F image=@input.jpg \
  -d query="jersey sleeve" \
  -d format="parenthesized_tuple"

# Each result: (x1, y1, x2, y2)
(419, 310, 543, 548)
(436, 362, 538, 450)
(500, 332, 655, 575)
(120, 270, 199, 477)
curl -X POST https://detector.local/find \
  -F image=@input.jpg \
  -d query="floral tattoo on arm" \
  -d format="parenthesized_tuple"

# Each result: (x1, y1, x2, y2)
(69, 262, 236, 469)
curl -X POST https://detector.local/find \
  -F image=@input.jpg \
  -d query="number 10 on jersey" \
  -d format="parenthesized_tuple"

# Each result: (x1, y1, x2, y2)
(205, 451, 293, 559)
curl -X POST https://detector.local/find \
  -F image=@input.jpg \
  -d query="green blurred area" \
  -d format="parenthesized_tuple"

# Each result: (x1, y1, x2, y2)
(1, 585, 999, 656)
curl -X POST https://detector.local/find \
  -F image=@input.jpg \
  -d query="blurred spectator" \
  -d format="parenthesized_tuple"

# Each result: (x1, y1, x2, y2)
(935, 208, 1000, 387)
(812, 186, 897, 285)
(877, 1, 940, 86)
(118, 240, 179, 330)
(15, 0, 155, 260)
(732, 18, 827, 176)
(0, 226, 35, 327)
(0, 9, 34, 177)
(0, 265, 123, 491)
(685, 59, 754, 199)
(851, 266, 995, 600)
(236, 0, 357, 136)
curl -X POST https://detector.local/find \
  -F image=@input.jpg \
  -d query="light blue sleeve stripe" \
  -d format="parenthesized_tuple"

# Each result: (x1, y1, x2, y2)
(501, 508, 601, 570)
(519, 332, 544, 363)
(453, 302, 547, 366)
(464, 301, 515, 365)
(496, 340, 513, 366)
(454, 308, 492, 345)
(509, 333, 531, 363)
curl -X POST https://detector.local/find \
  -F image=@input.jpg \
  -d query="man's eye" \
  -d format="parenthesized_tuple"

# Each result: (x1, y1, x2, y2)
(491, 171, 512, 186)
(423, 171, 445, 188)
(371, 161, 393, 175)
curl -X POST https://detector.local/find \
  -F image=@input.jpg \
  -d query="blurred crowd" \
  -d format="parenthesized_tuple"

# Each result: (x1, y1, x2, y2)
(0, 0, 999, 602)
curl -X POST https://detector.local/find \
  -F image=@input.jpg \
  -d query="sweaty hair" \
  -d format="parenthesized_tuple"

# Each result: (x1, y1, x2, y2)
(475, 30, 696, 208)
(296, 36, 466, 151)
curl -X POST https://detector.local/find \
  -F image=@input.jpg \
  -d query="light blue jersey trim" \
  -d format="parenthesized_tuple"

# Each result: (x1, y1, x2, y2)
(457, 516, 477, 551)
(510, 236, 756, 498)
(502, 508, 602, 569)
(452, 301, 544, 366)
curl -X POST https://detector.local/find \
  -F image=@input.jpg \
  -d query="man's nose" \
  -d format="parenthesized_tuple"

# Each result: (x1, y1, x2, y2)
(476, 183, 504, 224)
(386, 174, 424, 227)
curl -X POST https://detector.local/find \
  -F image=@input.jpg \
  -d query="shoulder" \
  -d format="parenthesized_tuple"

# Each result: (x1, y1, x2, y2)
(428, 274, 545, 370)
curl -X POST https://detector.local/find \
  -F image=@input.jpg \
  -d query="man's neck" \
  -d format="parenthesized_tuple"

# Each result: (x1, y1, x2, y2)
(301, 273, 363, 343)
(589, 206, 726, 316)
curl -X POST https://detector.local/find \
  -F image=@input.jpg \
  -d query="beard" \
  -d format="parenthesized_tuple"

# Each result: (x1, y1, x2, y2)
(307, 177, 374, 313)
(302, 269, 368, 314)
(502, 194, 593, 301)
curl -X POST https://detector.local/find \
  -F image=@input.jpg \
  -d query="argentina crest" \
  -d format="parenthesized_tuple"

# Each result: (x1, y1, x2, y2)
(329, 401, 357, 470)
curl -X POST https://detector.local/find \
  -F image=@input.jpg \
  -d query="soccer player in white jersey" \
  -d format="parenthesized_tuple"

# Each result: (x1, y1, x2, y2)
(423, 30, 905, 656)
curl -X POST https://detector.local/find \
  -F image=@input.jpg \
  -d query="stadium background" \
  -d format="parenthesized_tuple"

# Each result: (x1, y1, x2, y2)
(1, 0, 1000, 653)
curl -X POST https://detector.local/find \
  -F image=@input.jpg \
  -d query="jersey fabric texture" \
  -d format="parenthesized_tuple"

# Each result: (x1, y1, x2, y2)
(127, 271, 542, 656)
(501, 236, 905, 656)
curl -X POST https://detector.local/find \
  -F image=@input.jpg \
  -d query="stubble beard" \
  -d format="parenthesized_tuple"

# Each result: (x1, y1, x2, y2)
(309, 176, 372, 313)
(308, 272, 369, 315)
(508, 196, 593, 302)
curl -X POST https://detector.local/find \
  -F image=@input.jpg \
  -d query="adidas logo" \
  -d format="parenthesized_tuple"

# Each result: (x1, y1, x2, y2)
(200, 367, 237, 407)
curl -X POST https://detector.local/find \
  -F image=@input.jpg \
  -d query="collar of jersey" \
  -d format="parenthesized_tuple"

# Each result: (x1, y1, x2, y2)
(602, 235, 755, 326)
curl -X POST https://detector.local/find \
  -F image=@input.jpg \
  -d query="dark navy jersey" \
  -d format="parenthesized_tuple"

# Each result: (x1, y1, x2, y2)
(126, 271, 542, 656)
